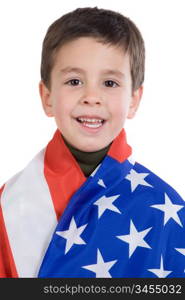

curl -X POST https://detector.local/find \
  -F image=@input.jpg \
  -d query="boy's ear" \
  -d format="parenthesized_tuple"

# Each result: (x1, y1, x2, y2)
(127, 85, 143, 119)
(39, 81, 54, 117)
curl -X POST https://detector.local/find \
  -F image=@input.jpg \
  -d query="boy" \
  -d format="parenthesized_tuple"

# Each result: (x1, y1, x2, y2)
(0, 7, 185, 278)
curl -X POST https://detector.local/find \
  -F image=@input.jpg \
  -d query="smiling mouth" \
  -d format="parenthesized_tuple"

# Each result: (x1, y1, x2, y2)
(76, 117, 106, 128)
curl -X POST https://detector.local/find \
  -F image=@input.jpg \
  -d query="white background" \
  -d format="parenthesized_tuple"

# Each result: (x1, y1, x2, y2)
(0, 0, 185, 198)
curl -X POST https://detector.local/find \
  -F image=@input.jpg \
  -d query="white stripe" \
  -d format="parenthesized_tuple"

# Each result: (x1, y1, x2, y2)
(90, 164, 101, 177)
(1, 148, 57, 277)
(127, 155, 135, 165)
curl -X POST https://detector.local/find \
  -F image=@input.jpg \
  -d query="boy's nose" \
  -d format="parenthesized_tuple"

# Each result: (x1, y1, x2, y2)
(80, 88, 102, 106)
(81, 97, 101, 105)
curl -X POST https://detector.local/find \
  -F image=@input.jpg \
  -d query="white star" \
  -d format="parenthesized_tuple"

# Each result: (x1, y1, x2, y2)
(117, 220, 152, 257)
(125, 169, 153, 192)
(56, 217, 87, 254)
(151, 193, 184, 227)
(94, 194, 121, 218)
(82, 249, 117, 278)
(175, 248, 185, 256)
(98, 179, 106, 188)
(148, 256, 172, 278)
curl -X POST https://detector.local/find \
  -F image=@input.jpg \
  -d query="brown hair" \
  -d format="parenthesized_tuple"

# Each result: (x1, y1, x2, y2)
(40, 7, 145, 91)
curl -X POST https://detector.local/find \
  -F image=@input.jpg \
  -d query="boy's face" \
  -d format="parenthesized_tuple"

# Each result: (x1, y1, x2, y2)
(40, 37, 143, 152)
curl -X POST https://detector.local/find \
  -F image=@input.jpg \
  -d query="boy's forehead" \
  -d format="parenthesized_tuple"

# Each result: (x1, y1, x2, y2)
(53, 37, 130, 74)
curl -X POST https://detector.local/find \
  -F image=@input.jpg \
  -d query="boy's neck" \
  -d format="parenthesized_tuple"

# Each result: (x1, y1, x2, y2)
(62, 136, 111, 177)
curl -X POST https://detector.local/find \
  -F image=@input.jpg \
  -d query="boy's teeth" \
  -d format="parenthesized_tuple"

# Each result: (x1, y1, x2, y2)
(77, 117, 104, 128)
(78, 117, 103, 123)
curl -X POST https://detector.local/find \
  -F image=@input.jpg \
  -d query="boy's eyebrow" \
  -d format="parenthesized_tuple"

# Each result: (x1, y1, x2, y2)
(102, 69, 125, 78)
(60, 67, 85, 75)
(60, 67, 125, 78)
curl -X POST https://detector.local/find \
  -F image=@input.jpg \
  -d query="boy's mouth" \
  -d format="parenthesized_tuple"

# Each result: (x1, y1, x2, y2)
(76, 116, 105, 129)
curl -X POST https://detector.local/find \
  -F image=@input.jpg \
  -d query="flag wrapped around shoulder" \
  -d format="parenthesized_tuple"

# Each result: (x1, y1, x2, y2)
(0, 129, 185, 278)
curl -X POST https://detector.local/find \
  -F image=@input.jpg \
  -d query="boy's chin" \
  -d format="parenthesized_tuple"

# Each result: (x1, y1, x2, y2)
(75, 142, 109, 153)
(76, 146, 103, 152)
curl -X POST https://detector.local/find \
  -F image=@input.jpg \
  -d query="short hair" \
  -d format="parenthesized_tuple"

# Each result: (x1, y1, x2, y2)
(40, 7, 145, 91)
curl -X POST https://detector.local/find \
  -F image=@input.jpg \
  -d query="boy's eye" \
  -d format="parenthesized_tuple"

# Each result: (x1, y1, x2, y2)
(66, 79, 82, 86)
(104, 80, 118, 88)
(65, 79, 118, 87)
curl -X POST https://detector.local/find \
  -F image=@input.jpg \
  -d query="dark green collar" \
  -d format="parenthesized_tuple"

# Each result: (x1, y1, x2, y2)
(63, 137, 111, 177)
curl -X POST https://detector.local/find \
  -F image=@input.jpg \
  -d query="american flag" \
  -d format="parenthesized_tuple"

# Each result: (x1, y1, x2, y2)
(1, 129, 185, 277)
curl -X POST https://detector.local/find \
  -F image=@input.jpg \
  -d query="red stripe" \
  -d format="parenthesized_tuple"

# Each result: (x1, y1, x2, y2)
(0, 185, 18, 278)
(108, 129, 132, 162)
(44, 130, 86, 220)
